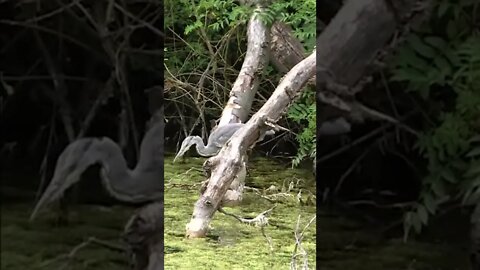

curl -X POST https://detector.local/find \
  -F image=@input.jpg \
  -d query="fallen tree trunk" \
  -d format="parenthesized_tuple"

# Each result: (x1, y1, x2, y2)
(186, 51, 316, 238)
(315, 0, 431, 123)
(270, 21, 316, 87)
(269, 22, 306, 74)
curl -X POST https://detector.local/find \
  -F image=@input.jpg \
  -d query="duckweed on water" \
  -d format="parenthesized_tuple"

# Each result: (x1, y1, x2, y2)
(164, 156, 317, 270)
(1, 156, 317, 270)
(1, 203, 131, 270)
(2, 155, 468, 270)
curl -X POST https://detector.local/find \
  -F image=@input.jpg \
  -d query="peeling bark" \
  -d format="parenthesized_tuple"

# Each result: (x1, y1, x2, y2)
(218, 6, 270, 126)
(186, 51, 316, 238)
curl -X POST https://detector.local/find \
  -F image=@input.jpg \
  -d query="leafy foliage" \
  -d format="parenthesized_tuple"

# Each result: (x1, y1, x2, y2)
(272, 0, 317, 51)
(287, 87, 316, 167)
(164, 0, 316, 160)
(389, 0, 480, 239)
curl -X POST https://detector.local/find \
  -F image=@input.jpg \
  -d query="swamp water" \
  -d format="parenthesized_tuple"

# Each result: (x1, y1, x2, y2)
(1, 157, 469, 269)
(164, 156, 317, 269)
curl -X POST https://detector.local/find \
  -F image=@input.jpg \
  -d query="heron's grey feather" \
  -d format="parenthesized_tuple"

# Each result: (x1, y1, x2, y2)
(209, 123, 244, 148)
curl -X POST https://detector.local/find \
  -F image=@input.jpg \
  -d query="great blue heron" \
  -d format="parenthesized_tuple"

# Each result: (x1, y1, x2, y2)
(174, 123, 244, 162)
(174, 122, 274, 162)
(30, 117, 164, 221)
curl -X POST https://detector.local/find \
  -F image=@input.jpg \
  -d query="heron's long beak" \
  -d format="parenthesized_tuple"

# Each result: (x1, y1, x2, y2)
(174, 138, 194, 163)
(173, 150, 185, 163)
(30, 158, 85, 221)
(30, 181, 62, 221)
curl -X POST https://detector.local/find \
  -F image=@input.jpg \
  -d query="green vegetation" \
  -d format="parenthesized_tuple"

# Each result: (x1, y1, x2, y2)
(164, 0, 317, 167)
(164, 156, 316, 269)
(389, 0, 480, 238)
(1, 157, 317, 270)
(2, 177, 469, 270)
(319, 208, 470, 270)
(1, 203, 131, 270)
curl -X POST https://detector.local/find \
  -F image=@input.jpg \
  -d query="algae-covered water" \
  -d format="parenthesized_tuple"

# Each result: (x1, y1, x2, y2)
(1, 156, 470, 270)
(164, 156, 317, 269)
(1, 203, 132, 270)
(1, 156, 317, 270)
(318, 209, 470, 270)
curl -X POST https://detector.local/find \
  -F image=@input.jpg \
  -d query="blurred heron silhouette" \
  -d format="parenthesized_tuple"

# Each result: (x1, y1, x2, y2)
(30, 113, 164, 221)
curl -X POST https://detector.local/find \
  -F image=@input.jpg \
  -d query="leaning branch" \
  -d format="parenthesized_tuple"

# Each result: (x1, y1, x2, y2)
(218, 3, 270, 126)
(186, 51, 316, 238)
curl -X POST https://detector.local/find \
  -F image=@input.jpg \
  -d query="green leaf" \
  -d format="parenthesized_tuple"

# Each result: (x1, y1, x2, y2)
(467, 147, 480, 158)
(417, 205, 429, 225)
(437, 1, 450, 18)
(446, 20, 458, 40)
(411, 212, 423, 233)
(432, 181, 446, 197)
(465, 165, 480, 178)
(433, 55, 452, 77)
(403, 211, 412, 242)
(441, 168, 456, 183)
(469, 135, 480, 143)
(423, 193, 437, 214)
(408, 35, 437, 59)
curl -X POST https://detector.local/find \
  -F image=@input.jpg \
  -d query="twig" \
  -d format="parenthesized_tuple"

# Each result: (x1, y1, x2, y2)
(34, 30, 75, 142)
(218, 205, 276, 226)
(317, 110, 418, 164)
(356, 103, 419, 137)
(76, 73, 115, 138)
(0, 20, 108, 63)
(290, 214, 316, 270)
(39, 237, 125, 269)
(218, 206, 276, 252)
(333, 149, 369, 196)
(113, 3, 165, 38)
(25, 1, 79, 24)
(36, 111, 58, 202)
(1, 75, 88, 82)
(380, 71, 401, 141)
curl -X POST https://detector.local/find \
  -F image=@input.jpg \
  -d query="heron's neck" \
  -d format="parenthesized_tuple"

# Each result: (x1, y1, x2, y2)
(136, 121, 163, 171)
(96, 139, 131, 180)
(193, 136, 209, 157)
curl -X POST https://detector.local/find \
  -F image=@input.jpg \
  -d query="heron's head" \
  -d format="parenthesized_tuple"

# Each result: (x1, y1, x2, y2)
(173, 136, 202, 163)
